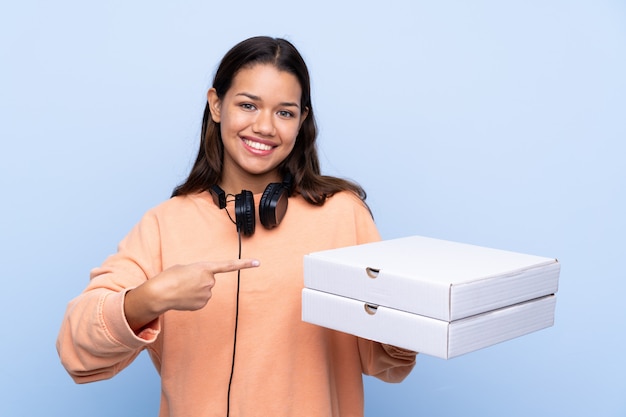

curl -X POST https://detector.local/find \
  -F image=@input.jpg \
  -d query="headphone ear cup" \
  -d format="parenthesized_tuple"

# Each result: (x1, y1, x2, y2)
(235, 190, 255, 236)
(259, 183, 289, 229)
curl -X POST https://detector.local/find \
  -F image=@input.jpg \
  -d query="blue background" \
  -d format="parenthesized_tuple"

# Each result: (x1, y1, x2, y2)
(1, 1, 625, 416)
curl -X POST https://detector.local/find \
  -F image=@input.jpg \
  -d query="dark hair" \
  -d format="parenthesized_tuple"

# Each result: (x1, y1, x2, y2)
(171, 36, 367, 206)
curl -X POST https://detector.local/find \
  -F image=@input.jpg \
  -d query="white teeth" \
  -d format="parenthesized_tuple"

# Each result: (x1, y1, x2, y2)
(244, 139, 273, 151)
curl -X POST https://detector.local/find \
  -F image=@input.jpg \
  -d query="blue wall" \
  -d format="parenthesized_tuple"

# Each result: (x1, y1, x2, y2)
(1, 1, 624, 416)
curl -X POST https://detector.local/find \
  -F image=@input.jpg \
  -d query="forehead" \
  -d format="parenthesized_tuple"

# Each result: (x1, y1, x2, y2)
(228, 64, 302, 100)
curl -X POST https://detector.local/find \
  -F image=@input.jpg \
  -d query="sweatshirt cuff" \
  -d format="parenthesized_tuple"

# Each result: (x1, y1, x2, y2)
(381, 344, 418, 360)
(101, 289, 160, 348)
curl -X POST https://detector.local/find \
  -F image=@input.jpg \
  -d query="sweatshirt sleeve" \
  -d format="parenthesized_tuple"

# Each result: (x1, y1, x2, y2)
(56, 210, 163, 383)
(351, 195, 418, 382)
(358, 340, 417, 382)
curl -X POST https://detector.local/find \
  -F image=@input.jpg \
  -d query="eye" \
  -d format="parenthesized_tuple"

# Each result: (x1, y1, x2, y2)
(240, 103, 256, 111)
(277, 110, 295, 118)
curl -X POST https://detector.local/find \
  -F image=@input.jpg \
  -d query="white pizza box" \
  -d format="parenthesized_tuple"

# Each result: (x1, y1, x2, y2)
(302, 288, 556, 359)
(303, 235, 559, 321)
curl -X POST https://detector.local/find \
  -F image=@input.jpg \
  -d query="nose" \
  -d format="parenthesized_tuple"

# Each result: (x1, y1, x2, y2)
(252, 110, 276, 136)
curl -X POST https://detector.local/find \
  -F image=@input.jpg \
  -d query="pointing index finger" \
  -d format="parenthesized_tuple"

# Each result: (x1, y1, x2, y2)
(210, 258, 260, 274)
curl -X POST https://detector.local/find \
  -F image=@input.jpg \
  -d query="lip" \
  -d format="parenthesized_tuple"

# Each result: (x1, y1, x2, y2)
(241, 136, 276, 155)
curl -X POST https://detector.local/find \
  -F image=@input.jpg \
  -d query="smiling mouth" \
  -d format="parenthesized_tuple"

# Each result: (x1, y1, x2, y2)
(243, 138, 274, 151)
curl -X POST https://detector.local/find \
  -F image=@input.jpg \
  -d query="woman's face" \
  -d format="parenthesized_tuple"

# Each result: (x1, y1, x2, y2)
(208, 63, 308, 193)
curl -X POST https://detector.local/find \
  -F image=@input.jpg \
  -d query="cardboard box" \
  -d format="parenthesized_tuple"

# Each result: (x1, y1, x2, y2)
(302, 235, 559, 359)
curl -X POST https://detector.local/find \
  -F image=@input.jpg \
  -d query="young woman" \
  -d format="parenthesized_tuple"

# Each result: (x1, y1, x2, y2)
(57, 36, 416, 417)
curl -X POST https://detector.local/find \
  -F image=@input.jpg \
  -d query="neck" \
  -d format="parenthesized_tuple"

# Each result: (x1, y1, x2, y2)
(219, 171, 282, 195)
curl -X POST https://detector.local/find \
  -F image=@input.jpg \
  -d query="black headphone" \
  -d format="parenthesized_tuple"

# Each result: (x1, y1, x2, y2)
(210, 173, 293, 236)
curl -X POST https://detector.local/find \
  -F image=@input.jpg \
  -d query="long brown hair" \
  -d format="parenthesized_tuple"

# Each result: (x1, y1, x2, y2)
(171, 36, 367, 206)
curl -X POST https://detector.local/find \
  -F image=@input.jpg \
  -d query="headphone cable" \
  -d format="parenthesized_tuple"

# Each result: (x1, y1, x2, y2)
(226, 227, 242, 417)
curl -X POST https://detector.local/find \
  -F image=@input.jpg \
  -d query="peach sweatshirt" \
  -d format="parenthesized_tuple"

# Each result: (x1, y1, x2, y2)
(57, 191, 416, 417)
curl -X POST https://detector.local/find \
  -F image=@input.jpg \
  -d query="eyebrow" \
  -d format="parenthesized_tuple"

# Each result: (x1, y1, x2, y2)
(235, 92, 300, 109)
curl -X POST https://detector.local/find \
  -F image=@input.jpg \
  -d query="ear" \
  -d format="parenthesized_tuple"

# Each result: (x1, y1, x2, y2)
(298, 106, 309, 130)
(207, 88, 222, 123)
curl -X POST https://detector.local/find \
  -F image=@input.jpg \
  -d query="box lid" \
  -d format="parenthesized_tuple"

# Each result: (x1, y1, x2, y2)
(303, 235, 559, 321)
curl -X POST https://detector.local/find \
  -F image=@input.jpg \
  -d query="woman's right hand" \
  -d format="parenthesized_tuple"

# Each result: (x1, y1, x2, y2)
(124, 259, 260, 332)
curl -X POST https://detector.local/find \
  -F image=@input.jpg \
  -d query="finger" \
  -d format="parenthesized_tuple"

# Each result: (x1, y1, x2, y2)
(206, 258, 260, 274)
